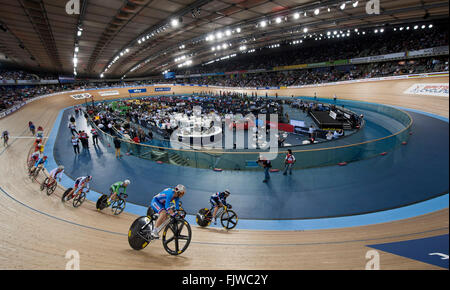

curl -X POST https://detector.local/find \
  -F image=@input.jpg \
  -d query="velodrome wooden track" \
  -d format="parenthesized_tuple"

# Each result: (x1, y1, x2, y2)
(0, 77, 448, 270)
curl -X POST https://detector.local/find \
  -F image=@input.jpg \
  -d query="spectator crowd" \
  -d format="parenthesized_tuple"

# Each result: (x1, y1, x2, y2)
(0, 21, 448, 114)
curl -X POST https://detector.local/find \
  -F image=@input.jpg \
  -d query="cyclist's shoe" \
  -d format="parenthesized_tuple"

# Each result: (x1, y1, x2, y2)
(213, 218, 217, 225)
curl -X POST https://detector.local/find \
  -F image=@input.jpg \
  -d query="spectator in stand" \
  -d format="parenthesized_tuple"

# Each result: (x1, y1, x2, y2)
(107, 122, 113, 134)
(132, 135, 141, 156)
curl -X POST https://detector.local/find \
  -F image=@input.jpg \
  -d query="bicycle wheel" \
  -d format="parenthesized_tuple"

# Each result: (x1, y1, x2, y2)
(40, 177, 49, 191)
(96, 194, 108, 211)
(47, 181, 57, 196)
(195, 208, 212, 227)
(162, 218, 192, 256)
(111, 199, 126, 215)
(220, 210, 238, 230)
(73, 192, 86, 208)
(128, 216, 153, 250)
(61, 188, 73, 202)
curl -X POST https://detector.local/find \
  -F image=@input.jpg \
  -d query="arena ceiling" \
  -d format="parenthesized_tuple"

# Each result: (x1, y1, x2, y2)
(0, 0, 448, 79)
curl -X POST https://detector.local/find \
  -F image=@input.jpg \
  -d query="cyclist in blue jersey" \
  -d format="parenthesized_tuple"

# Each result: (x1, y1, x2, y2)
(210, 190, 231, 225)
(29, 155, 48, 176)
(149, 184, 186, 239)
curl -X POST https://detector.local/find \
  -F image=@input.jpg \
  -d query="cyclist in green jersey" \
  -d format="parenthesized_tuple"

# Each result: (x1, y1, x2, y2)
(108, 180, 130, 205)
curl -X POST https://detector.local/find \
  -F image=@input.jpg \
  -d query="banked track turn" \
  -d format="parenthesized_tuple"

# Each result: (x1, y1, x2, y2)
(0, 77, 448, 270)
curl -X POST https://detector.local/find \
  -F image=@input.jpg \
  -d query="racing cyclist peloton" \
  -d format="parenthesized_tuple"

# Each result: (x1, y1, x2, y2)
(210, 190, 231, 225)
(66, 176, 92, 199)
(107, 179, 130, 205)
(149, 184, 186, 239)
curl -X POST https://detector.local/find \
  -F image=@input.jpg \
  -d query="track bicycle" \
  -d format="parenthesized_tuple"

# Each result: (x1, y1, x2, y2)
(61, 186, 89, 208)
(96, 192, 128, 215)
(40, 176, 58, 196)
(128, 208, 192, 256)
(28, 164, 44, 180)
(196, 204, 238, 230)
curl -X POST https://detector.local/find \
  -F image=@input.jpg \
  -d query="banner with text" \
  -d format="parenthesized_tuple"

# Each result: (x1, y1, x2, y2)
(403, 83, 449, 97)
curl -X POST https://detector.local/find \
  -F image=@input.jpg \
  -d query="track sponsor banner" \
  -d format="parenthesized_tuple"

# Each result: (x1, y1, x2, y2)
(247, 68, 267, 74)
(256, 87, 280, 90)
(0, 79, 16, 84)
(0, 102, 26, 118)
(40, 80, 59, 84)
(307, 62, 328, 68)
(11, 79, 58, 85)
(70, 93, 92, 100)
(333, 59, 349, 65)
(59, 76, 75, 83)
(86, 85, 152, 90)
(350, 52, 406, 64)
(128, 88, 147, 94)
(273, 64, 307, 71)
(407, 48, 434, 57)
(155, 87, 171, 92)
(98, 90, 120, 97)
(408, 46, 449, 57)
(17, 80, 40, 85)
(288, 72, 448, 89)
(404, 83, 449, 97)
